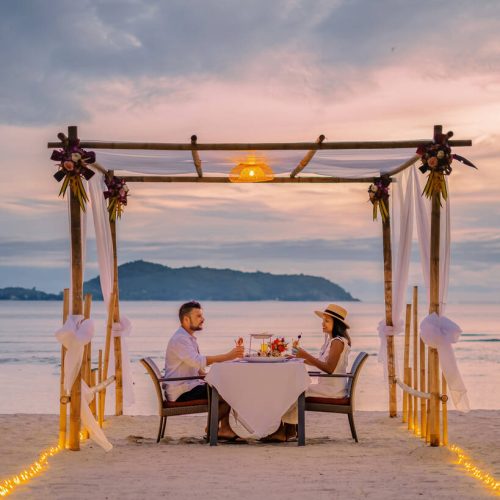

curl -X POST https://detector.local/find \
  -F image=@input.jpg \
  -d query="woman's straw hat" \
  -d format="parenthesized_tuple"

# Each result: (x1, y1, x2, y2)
(314, 303, 350, 328)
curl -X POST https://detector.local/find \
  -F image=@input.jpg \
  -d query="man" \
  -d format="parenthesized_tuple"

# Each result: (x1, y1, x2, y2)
(164, 300, 244, 440)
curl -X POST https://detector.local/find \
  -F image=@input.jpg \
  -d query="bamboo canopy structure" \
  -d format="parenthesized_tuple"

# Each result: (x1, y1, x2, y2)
(49, 125, 472, 450)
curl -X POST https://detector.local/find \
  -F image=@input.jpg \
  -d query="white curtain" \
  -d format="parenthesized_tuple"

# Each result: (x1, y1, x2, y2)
(378, 168, 414, 375)
(88, 172, 135, 408)
(412, 166, 469, 412)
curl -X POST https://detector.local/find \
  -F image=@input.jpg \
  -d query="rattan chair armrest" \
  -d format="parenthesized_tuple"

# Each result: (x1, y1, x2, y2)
(158, 375, 206, 382)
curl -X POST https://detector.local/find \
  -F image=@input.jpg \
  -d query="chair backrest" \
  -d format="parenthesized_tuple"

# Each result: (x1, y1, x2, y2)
(346, 352, 369, 405)
(140, 357, 165, 415)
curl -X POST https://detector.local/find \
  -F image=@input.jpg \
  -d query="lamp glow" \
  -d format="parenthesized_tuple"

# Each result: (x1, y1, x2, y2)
(229, 155, 274, 183)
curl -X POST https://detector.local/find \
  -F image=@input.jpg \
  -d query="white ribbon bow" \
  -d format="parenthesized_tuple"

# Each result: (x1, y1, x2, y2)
(420, 313, 470, 412)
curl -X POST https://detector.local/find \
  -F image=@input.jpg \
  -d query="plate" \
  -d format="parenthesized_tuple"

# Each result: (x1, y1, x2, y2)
(243, 356, 289, 363)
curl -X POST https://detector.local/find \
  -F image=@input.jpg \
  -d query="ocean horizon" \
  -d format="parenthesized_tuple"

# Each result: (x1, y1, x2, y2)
(1, 300, 499, 414)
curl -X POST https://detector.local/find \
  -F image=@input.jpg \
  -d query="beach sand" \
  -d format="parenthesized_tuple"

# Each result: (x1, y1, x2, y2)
(1, 411, 498, 499)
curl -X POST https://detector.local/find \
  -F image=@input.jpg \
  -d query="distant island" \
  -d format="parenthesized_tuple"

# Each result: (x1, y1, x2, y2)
(0, 260, 359, 301)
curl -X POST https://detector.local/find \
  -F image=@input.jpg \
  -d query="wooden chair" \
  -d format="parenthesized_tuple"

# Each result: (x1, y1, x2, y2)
(298, 351, 369, 444)
(140, 357, 209, 442)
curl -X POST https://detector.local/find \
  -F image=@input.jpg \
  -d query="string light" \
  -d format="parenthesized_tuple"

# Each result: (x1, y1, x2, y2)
(449, 444, 500, 494)
(0, 444, 61, 497)
(0, 432, 88, 497)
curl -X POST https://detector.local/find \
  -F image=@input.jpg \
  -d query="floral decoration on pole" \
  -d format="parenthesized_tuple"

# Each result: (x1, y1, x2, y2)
(416, 130, 477, 202)
(51, 133, 95, 211)
(368, 177, 391, 222)
(104, 175, 129, 221)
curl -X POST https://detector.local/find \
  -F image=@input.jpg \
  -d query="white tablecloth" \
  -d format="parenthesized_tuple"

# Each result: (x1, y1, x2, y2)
(205, 360, 311, 438)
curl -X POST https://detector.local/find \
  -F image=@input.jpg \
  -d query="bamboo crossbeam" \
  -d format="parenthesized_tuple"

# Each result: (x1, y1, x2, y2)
(290, 135, 325, 177)
(386, 154, 420, 176)
(120, 175, 379, 183)
(90, 375, 116, 395)
(191, 135, 203, 178)
(47, 139, 473, 151)
(395, 378, 431, 400)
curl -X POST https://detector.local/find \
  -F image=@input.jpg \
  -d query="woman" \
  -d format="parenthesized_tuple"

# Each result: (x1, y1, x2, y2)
(264, 303, 352, 442)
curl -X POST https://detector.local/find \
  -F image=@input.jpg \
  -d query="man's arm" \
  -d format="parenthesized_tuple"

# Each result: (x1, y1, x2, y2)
(206, 346, 244, 366)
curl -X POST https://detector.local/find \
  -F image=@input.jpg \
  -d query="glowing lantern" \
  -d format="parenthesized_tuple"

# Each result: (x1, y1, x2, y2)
(229, 155, 274, 183)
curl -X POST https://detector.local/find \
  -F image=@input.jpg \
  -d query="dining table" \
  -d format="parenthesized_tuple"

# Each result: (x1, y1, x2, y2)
(205, 357, 311, 446)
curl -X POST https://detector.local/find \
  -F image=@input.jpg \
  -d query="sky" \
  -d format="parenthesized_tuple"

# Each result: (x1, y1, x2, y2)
(0, 0, 499, 303)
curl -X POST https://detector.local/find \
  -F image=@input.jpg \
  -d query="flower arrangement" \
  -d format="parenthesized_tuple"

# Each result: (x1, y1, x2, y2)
(368, 177, 391, 222)
(267, 337, 289, 357)
(416, 130, 477, 202)
(51, 134, 95, 212)
(104, 175, 129, 221)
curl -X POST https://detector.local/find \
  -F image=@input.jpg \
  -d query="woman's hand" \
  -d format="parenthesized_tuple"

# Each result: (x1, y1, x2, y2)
(292, 347, 308, 360)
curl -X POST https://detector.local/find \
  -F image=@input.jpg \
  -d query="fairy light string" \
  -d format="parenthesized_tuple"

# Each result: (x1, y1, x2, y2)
(0, 432, 87, 497)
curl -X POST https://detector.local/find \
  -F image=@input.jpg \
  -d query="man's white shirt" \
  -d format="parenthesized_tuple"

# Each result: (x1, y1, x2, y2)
(164, 326, 207, 401)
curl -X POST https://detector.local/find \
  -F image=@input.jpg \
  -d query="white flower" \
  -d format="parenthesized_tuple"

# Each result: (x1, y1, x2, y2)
(437, 150, 444, 159)
(71, 153, 82, 162)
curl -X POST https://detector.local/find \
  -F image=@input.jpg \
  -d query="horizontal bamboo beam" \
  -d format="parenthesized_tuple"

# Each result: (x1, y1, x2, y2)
(386, 154, 421, 176)
(48, 139, 473, 151)
(120, 175, 379, 183)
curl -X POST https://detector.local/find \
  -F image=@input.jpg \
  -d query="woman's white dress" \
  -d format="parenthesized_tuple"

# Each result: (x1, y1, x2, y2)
(282, 335, 350, 424)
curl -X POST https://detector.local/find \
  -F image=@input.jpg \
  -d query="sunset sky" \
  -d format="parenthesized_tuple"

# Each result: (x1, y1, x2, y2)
(0, 0, 499, 303)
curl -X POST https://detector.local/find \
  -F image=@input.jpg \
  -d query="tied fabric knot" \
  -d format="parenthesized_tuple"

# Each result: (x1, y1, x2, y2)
(111, 315, 132, 337)
(55, 315, 95, 393)
(420, 313, 470, 412)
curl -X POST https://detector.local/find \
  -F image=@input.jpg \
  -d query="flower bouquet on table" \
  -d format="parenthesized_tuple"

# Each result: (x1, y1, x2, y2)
(265, 337, 289, 357)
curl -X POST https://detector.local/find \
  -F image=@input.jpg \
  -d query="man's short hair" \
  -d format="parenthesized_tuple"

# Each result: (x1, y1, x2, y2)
(179, 301, 201, 322)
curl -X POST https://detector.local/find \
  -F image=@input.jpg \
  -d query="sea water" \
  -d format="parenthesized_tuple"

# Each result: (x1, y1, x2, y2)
(0, 301, 498, 414)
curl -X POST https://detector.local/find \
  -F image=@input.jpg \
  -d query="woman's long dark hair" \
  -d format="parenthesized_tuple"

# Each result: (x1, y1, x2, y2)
(331, 319, 352, 347)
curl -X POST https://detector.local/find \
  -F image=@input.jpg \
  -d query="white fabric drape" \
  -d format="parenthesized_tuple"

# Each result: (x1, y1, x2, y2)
(378, 169, 414, 374)
(88, 171, 135, 409)
(55, 316, 112, 451)
(412, 166, 469, 412)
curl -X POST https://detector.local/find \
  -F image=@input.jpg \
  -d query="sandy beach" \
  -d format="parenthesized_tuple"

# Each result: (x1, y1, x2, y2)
(1, 410, 498, 499)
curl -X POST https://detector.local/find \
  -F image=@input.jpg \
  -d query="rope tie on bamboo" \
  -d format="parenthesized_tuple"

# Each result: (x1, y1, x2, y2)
(377, 319, 404, 380)
(55, 316, 113, 451)
(420, 313, 470, 412)
(111, 315, 135, 406)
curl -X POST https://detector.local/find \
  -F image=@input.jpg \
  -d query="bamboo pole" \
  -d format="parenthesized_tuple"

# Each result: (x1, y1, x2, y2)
(58, 289, 70, 449)
(121, 175, 380, 184)
(412, 286, 419, 435)
(109, 217, 123, 416)
(442, 375, 448, 446)
(100, 291, 116, 424)
(381, 202, 397, 417)
(403, 304, 411, 423)
(68, 125, 83, 451)
(90, 369, 97, 418)
(98, 349, 103, 428)
(80, 294, 92, 440)
(48, 139, 473, 151)
(290, 135, 325, 177)
(420, 337, 427, 438)
(190, 135, 203, 177)
(407, 370, 413, 431)
(428, 126, 442, 447)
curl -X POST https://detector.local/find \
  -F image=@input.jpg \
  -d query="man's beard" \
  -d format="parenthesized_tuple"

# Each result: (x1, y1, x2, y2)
(192, 324, 203, 332)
